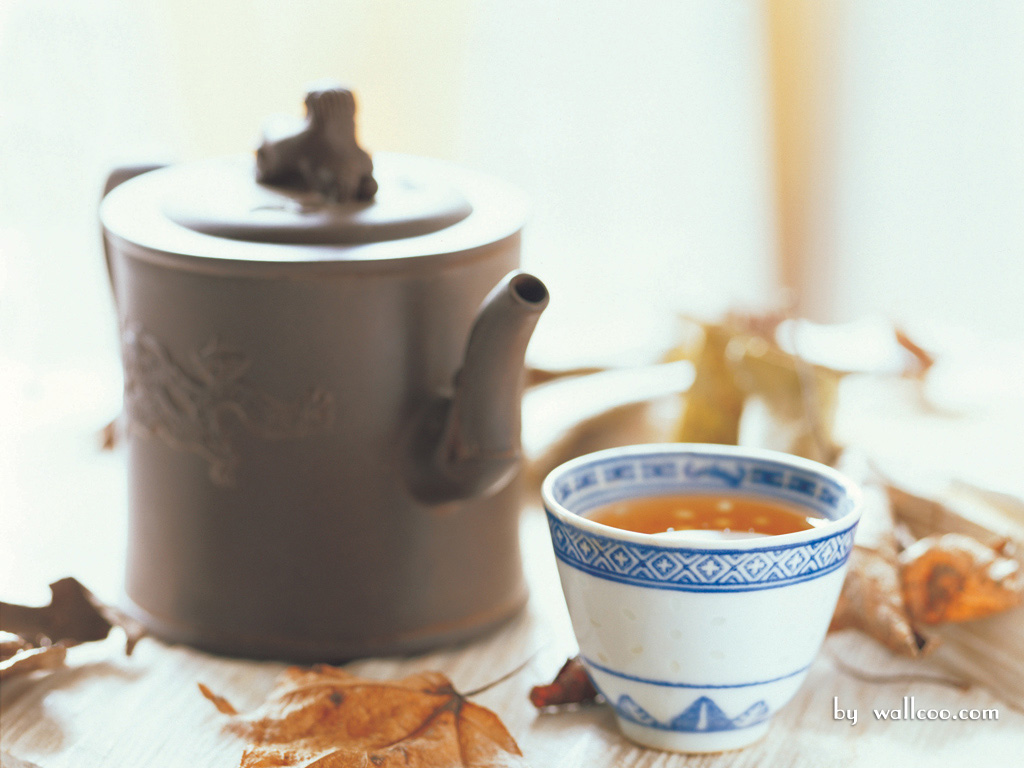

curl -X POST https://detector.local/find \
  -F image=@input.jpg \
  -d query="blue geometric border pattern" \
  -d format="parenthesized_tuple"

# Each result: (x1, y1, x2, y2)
(549, 452, 856, 521)
(614, 693, 771, 733)
(547, 512, 855, 592)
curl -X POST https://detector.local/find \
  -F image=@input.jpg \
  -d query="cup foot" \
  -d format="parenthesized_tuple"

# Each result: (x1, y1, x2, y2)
(617, 718, 770, 754)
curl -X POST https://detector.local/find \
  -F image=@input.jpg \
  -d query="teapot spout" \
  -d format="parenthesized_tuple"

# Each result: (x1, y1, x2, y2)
(408, 271, 548, 503)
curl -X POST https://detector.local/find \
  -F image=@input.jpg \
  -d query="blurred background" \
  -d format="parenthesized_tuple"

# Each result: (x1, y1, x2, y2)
(1, 1, 1023, 594)
(3, 0, 1022, 373)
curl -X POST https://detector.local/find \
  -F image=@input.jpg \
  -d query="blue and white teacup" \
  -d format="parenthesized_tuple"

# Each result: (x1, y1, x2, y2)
(541, 444, 861, 753)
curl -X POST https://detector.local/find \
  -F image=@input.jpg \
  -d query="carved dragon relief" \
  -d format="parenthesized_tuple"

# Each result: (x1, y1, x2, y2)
(122, 325, 335, 486)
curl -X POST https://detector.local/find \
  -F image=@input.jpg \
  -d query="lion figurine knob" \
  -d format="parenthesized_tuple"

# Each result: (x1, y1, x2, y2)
(255, 83, 378, 203)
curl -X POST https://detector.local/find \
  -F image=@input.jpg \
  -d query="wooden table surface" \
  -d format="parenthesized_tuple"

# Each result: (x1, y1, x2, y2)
(2, 369, 1024, 767)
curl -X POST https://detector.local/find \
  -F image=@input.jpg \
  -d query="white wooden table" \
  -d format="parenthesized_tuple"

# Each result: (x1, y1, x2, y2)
(2, 368, 1024, 767)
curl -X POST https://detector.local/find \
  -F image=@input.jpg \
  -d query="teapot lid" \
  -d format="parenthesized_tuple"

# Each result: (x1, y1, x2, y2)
(100, 85, 525, 275)
(160, 153, 473, 245)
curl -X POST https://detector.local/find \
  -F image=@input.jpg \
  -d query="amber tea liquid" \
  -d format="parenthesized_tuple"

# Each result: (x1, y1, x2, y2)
(585, 494, 823, 538)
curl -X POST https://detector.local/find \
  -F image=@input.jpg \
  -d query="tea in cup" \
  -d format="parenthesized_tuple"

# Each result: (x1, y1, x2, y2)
(541, 444, 861, 753)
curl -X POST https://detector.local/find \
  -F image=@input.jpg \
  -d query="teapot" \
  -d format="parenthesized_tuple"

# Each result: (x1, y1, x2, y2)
(100, 84, 548, 660)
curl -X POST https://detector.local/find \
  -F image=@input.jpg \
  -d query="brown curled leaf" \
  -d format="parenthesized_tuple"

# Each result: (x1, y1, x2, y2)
(199, 682, 239, 715)
(100, 417, 120, 450)
(202, 664, 527, 768)
(900, 533, 1024, 625)
(830, 546, 929, 657)
(894, 328, 935, 376)
(0, 644, 67, 680)
(529, 656, 599, 708)
(0, 578, 146, 655)
(828, 455, 930, 657)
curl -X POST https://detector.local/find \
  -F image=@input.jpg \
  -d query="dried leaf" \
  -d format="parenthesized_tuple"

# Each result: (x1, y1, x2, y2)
(880, 480, 1024, 709)
(668, 314, 844, 462)
(0, 631, 31, 661)
(529, 657, 599, 708)
(99, 416, 120, 450)
(884, 483, 1024, 623)
(198, 682, 239, 715)
(887, 481, 1024, 543)
(728, 332, 842, 464)
(828, 452, 929, 656)
(202, 665, 528, 768)
(0, 578, 146, 654)
(673, 323, 746, 444)
(0, 644, 67, 680)
(830, 546, 929, 657)
(900, 534, 1024, 624)
(830, 489, 1024, 649)
(894, 327, 935, 376)
(1, 752, 46, 768)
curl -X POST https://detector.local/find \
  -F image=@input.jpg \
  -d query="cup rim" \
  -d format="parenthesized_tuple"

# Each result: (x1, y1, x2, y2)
(541, 443, 862, 551)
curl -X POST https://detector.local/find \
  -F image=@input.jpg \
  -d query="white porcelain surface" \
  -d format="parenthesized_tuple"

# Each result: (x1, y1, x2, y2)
(541, 444, 861, 753)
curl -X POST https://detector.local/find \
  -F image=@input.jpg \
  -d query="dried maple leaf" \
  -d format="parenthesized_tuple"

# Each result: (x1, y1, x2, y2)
(900, 534, 1024, 624)
(0, 578, 146, 654)
(201, 665, 528, 768)
(529, 657, 598, 708)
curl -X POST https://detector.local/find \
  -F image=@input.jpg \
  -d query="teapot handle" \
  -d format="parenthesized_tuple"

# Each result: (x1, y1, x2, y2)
(102, 163, 168, 197)
(101, 163, 168, 308)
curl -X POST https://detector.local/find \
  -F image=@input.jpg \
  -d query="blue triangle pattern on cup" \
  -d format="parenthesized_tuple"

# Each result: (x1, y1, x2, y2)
(616, 695, 772, 732)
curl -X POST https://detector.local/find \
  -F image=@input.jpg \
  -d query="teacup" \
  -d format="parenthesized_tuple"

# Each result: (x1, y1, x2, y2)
(541, 444, 861, 753)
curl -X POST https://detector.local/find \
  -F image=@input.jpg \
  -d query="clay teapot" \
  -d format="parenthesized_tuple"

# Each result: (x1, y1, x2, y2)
(100, 84, 548, 660)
